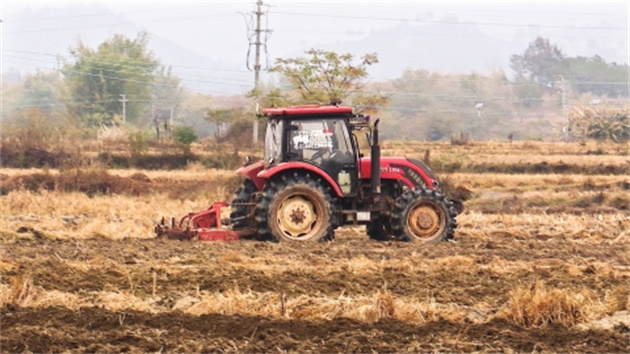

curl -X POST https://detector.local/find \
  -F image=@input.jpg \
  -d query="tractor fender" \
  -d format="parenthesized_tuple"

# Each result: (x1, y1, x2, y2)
(257, 162, 344, 197)
(236, 161, 266, 190)
(360, 157, 437, 190)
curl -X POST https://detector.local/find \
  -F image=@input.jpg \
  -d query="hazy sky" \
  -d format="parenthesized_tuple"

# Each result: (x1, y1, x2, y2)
(2, 1, 628, 94)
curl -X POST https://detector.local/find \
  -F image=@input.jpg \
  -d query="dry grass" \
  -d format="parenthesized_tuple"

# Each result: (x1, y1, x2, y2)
(383, 140, 628, 157)
(1, 278, 84, 309)
(459, 212, 630, 242)
(0, 190, 213, 240)
(103, 253, 522, 279)
(185, 286, 467, 324)
(449, 173, 628, 191)
(3, 168, 626, 193)
(495, 281, 607, 327)
(383, 140, 629, 174)
(2, 275, 622, 328)
(0, 278, 154, 313)
(2, 139, 629, 347)
(2, 168, 627, 240)
(459, 154, 628, 166)
(0, 279, 468, 325)
(0, 167, 235, 181)
(467, 189, 629, 214)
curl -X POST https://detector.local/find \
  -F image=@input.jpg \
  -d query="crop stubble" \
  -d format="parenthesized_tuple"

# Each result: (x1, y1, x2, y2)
(1, 141, 629, 353)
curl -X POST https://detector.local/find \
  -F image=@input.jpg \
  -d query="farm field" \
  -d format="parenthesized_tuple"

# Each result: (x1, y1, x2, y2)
(1, 140, 629, 353)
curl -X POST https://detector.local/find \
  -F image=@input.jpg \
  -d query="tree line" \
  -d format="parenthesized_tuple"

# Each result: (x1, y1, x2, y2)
(2, 33, 628, 144)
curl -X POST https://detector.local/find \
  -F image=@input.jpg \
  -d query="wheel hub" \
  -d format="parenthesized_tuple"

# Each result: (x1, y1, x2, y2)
(290, 208, 306, 224)
(416, 211, 435, 229)
(277, 196, 317, 238)
(408, 203, 444, 239)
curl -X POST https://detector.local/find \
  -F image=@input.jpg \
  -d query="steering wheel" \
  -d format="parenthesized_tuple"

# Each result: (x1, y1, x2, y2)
(310, 147, 330, 163)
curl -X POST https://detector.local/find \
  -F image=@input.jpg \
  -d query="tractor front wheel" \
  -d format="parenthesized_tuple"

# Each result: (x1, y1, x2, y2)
(391, 189, 457, 243)
(255, 173, 337, 242)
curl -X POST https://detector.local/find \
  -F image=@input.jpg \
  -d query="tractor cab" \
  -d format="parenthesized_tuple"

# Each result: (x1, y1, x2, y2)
(262, 106, 361, 195)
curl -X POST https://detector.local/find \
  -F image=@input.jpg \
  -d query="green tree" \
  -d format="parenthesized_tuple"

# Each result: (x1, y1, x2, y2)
(269, 49, 386, 108)
(388, 69, 522, 141)
(513, 79, 544, 107)
(2, 70, 66, 120)
(172, 125, 198, 154)
(565, 56, 629, 98)
(391, 69, 437, 110)
(248, 87, 289, 108)
(510, 37, 566, 89)
(20, 70, 66, 115)
(62, 32, 159, 126)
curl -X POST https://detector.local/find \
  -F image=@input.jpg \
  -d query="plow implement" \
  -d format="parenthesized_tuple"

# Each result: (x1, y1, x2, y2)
(155, 202, 250, 241)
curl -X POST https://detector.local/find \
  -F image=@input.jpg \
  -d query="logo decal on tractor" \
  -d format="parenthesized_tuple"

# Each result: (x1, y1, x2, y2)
(380, 166, 402, 174)
(292, 130, 333, 150)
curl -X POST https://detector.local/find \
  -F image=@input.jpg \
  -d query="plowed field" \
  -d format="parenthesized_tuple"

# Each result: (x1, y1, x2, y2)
(1, 141, 629, 353)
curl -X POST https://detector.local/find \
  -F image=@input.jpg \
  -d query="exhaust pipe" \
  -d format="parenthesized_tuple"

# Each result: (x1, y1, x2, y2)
(371, 118, 381, 197)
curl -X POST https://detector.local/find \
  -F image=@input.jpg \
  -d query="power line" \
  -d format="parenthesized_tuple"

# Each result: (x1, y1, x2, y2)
(272, 11, 627, 31)
(7, 49, 627, 89)
(3, 12, 241, 35)
(5, 53, 627, 94)
(11, 3, 625, 23)
(5, 6, 624, 36)
(4, 49, 251, 75)
(6, 78, 626, 110)
(281, 2, 628, 20)
(7, 4, 220, 22)
(5, 54, 627, 103)
(3, 55, 251, 88)
(7, 98, 627, 116)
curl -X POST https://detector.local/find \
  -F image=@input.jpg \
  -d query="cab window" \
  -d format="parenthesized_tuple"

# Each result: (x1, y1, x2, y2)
(264, 119, 283, 163)
(287, 118, 351, 161)
(286, 118, 357, 195)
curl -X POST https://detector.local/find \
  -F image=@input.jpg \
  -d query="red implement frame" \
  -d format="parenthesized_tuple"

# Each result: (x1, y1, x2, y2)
(155, 202, 239, 241)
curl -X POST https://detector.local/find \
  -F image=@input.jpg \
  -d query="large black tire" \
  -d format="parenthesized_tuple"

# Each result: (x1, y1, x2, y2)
(254, 173, 339, 242)
(391, 189, 457, 243)
(229, 179, 259, 238)
(367, 221, 391, 241)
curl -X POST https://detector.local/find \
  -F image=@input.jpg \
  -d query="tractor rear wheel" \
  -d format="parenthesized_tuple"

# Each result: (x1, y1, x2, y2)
(229, 179, 259, 238)
(255, 173, 337, 242)
(391, 189, 457, 243)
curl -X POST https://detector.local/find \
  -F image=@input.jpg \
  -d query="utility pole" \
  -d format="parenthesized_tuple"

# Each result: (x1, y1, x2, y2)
(558, 75, 568, 142)
(252, 0, 263, 144)
(169, 107, 174, 133)
(119, 94, 129, 124)
(254, 0, 263, 91)
(246, 0, 271, 144)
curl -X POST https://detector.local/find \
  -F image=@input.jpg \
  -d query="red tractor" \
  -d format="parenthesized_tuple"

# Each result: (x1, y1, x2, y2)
(156, 105, 458, 243)
(226, 105, 458, 243)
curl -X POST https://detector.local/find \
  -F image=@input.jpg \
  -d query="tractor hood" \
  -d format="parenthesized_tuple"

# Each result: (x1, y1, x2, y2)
(359, 157, 438, 190)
